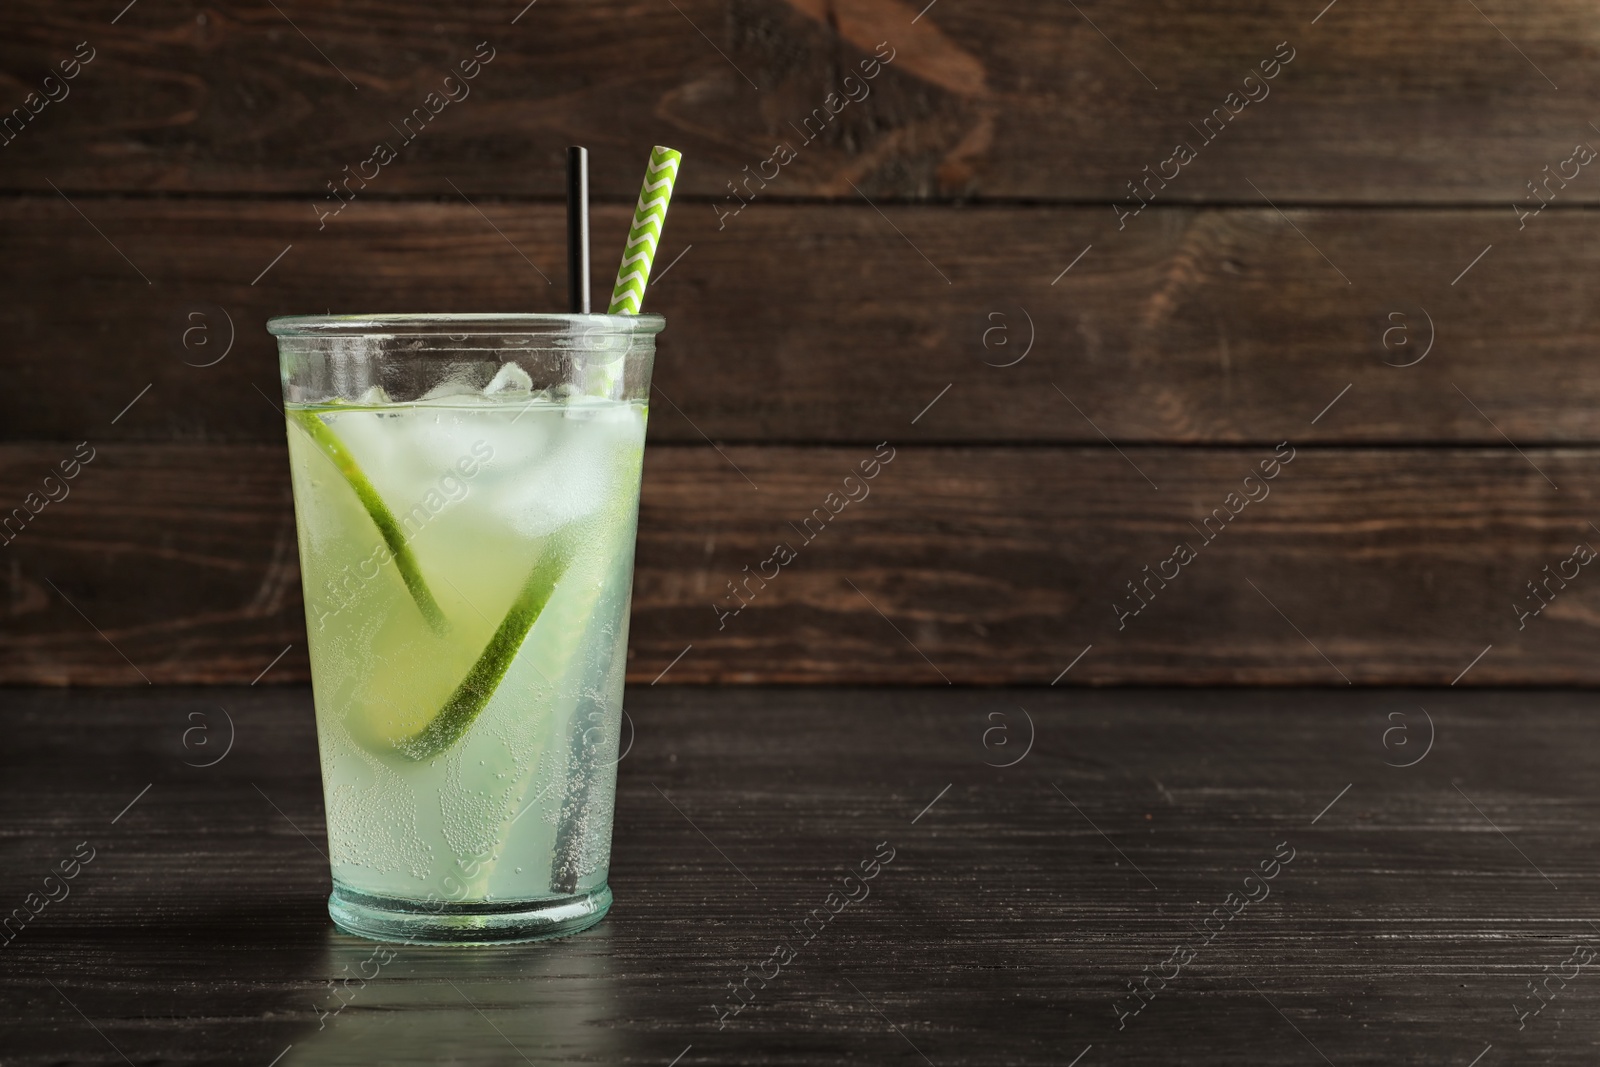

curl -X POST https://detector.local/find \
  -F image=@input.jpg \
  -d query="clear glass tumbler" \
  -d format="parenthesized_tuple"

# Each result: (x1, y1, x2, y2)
(268, 313, 660, 944)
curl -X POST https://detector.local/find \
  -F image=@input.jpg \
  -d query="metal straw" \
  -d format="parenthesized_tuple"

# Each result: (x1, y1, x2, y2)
(566, 146, 590, 313)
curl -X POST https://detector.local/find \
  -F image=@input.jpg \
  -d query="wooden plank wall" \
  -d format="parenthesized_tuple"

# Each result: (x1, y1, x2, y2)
(1, 0, 1596, 685)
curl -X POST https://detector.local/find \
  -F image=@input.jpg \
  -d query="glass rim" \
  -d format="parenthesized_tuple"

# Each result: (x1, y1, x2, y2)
(267, 312, 665, 337)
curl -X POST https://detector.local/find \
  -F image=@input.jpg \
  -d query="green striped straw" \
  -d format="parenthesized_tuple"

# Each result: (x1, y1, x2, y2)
(607, 146, 682, 314)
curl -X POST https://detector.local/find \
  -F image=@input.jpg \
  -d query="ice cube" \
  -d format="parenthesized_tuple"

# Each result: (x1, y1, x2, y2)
(481, 402, 646, 539)
(485, 362, 534, 395)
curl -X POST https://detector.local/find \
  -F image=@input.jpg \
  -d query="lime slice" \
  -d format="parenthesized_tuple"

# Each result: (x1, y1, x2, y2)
(391, 425, 643, 769)
(289, 407, 447, 635)
(391, 545, 571, 761)
(463, 501, 637, 898)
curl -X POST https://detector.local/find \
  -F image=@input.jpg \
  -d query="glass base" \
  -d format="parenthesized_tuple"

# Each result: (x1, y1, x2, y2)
(328, 882, 612, 946)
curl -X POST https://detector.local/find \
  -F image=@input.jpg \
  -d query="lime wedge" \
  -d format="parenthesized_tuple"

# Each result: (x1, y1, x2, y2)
(392, 545, 570, 761)
(288, 407, 448, 635)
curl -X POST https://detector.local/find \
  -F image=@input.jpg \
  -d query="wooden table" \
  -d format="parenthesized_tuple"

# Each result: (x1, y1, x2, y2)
(2, 686, 1596, 1064)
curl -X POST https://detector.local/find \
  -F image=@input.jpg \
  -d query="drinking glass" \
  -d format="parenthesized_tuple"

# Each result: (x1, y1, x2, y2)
(268, 313, 659, 944)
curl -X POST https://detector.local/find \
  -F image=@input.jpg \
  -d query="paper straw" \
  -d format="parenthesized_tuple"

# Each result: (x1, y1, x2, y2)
(607, 146, 682, 315)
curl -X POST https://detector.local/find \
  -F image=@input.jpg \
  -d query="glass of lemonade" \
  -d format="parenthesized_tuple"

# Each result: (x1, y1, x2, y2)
(267, 313, 659, 944)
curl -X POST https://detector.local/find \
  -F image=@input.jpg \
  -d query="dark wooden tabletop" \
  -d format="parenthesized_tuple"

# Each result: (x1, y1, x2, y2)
(2, 685, 1596, 1065)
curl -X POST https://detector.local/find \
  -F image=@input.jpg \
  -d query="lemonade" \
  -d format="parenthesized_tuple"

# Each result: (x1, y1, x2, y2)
(283, 381, 648, 942)
(268, 136, 681, 946)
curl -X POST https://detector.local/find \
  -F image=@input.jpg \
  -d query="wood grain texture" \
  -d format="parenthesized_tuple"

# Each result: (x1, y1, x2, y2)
(0, 0, 1596, 201)
(1, 685, 1598, 1064)
(3, 198, 1596, 445)
(2, 2, 1595, 691)
(5, 442, 1600, 686)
